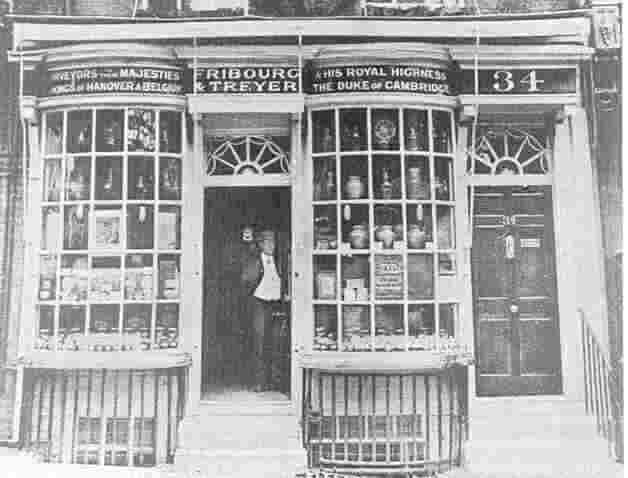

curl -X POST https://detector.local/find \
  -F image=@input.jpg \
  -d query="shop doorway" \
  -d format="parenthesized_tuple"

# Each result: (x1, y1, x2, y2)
(202, 187, 291, 400)
(472, 186, 562, 396)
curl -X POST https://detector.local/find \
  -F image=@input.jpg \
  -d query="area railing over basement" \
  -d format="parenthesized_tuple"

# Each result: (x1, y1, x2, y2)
(19, 366, 188, 466)
(580, 310, 623, 463)
(301, 365, 468, 477)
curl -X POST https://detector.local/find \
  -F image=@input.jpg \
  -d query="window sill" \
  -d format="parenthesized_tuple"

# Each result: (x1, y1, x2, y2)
(299, 349, 473, 373)
(19, 349, 191, 370)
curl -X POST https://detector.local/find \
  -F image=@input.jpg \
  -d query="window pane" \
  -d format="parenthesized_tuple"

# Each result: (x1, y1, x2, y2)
(158, 205, 181, 250)
(43, 159, 62, 201)
(127, 205, 154, 250)
(374, 206, 402, 250)
(124, 254, 153, 300)
(439, 304, 457, 338)
(408, 255, 433, 300)
(371, 109, 399, 151)
(312, 110, 335, 153)
(63, 205, 89, 250)
(39, 255, 57, 301)
(67, 110, 92, 154)
(45, 112, 64, 155)
(314, 256, 337, 300)
(374, 254, 403, 300)
(434, 157, 453, 201)
(123, 304, 152, 350)
(408, 304, 435, 350)
(156, 303, 178, 348)
(159, 158, 181, 200)
(373, 155, 401, 200)
(340, 109, 367, 152)
(403, 109, 428, 152)
(95, 157, 122, 201)
(128, 109, 156, 152)
(96, 109, 124, 152)
(314, 305, 337, 351)
(90, 303, 120, 334)
(314, 206, 337, 251)
(341, 156, 368, 200)
(64, 157, 91, 201)
(374, 304, 404, 351)
(341, 205, 369, 250)
(407, 204, 432, 250)
(159, 111, 181, 154)
(60, 254, 88, 302)
(59, 305, 86, 336)
(405, 156, 430, 200)
(342, 305, 370, 351)
(313, 157, 337, 201)
(158, 255, 180, 300)
(128, 157, 155, 200)
(436, 206, 454, 249)
(90, 256, 122, 301)
(42, 206, 61, 251)
(37, 306, 55, 349)
(342, 255, 370, 301)
(92, 206, 122, 251)
(432, 110, 452, 154)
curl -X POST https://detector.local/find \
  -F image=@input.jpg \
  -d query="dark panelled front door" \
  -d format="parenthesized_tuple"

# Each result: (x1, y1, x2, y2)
(472, 186, 562, 396)
(202, 187, 291, 396)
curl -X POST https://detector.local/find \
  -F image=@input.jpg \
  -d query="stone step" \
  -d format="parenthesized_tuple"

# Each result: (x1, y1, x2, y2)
(176, 399, 307, 478)
(462, 399, 622, 478)
(174, 448, 307, 478)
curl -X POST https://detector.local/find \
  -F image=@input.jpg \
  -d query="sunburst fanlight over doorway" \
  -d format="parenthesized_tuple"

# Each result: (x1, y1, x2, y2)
(467, 127, 550, 176)
(205, 135, 290, 176)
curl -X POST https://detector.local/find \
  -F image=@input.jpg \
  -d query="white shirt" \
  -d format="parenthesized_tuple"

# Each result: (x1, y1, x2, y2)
(254, 253, 282, 301)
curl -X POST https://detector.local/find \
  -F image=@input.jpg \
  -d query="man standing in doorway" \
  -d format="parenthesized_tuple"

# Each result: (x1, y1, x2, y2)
(241, 228, 289, 392)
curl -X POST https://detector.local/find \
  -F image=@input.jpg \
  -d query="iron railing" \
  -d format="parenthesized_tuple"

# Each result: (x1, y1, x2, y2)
(301, 366, 468, 477)
(19, 366, 188, 466)
(580, 311, 623, 463)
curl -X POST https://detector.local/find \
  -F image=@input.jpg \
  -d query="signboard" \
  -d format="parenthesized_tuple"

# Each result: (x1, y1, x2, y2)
(374, 255, 404, 300)
(46, 66, 184, 96)
(194, 66, 300, 93)
(460, 68, 576, 95)
(307, 64, 452, 95)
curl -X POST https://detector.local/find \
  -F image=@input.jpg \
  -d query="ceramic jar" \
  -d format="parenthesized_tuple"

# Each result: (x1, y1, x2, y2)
(350, 224, 368, 249)
(345, 176, 365, 199)
(407, 224, 426, 249)
(376, 225, 395, 248)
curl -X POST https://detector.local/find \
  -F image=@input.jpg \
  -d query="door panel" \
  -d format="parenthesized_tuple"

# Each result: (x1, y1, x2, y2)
(478, 320, 511, 375)
(472, 186, 561, 396)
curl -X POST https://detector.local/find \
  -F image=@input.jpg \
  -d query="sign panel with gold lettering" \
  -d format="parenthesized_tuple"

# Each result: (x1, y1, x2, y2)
(46, 66, 184, 96)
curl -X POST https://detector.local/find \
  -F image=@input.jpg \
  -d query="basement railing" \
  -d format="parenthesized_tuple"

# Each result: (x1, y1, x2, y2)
(580, 310, 623, 463)
(19, 366, 188, 466)
(301, 366, 468, 477)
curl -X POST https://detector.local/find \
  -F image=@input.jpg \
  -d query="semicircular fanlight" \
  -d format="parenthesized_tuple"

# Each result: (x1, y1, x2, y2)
(467, 127, 549, 176)
(206, 136, 290, 176)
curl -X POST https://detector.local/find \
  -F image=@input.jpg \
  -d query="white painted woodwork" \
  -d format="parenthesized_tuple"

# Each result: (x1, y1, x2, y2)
(12, 17, 591, 47)
(19, 120, 41, 357)
(552, 106, 607, 402)
(188, 94, 304, 114)
(185, 114, 204, 413)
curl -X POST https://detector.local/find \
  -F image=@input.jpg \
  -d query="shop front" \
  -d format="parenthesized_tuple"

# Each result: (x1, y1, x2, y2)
(6, 12, 606, 475)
